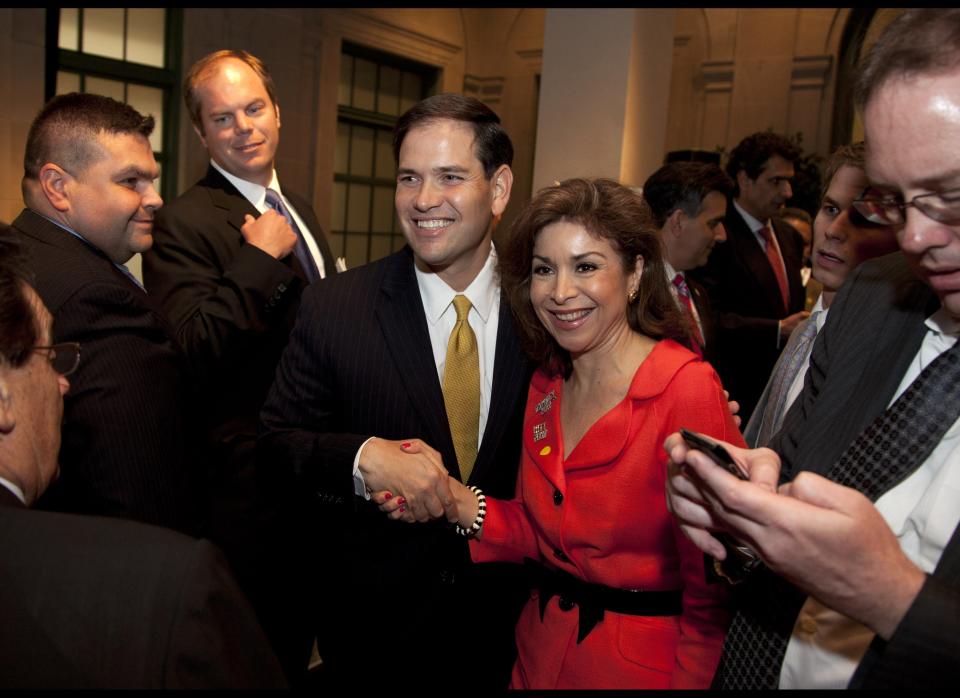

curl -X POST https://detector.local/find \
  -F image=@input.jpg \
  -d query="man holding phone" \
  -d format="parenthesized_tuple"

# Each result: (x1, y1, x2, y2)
(666, 9, 960, 689)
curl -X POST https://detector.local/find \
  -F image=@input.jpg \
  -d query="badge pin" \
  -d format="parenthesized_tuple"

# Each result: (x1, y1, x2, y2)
(533, 422, 548, 442)
(535, 390, 557, 415)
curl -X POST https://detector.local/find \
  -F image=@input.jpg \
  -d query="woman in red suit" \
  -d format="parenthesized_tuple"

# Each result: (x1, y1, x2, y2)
(380, 178, 740, 689)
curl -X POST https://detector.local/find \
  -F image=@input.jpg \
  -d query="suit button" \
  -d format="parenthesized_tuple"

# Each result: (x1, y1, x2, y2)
(278, 282, 287, 293)
(553, 489, 563, 505)
(439, 569, 456, 585)
(558, 596, 575, 611)
(553, 548, 569, 562)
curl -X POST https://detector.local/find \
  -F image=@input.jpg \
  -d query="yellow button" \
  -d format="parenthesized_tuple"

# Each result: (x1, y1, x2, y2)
(539, 446, 551, 456)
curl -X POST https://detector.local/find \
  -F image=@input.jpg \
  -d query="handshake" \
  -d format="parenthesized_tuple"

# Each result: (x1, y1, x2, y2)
(358, 437, 477, 527)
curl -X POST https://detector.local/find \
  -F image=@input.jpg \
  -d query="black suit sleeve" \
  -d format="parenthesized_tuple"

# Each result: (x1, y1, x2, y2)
(258, 282, 366, 501)
(144, 204, 301, 375)
(40, 281, 202, 533)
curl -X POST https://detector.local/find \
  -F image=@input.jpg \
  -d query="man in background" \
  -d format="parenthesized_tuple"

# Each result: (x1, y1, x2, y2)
(643, 161, 733, 359)
(689, 131, 809, 422)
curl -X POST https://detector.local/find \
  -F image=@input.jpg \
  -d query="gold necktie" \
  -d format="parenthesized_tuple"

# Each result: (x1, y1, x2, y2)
(442, 295, 480, 483)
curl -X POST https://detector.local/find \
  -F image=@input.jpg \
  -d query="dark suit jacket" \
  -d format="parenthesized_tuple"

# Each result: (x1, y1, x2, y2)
(689, 206, 804, 421)
(10, 209, 202, 535)
(142, 165, 334, 454)
(141, 166, 334, 682)
(259, 247, 532, 688)
(0, 496, 287, 689)
(766, 252, 958, 688)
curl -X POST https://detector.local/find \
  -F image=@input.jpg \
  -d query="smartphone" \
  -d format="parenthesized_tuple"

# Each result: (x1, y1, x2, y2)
(678, 428, 762, 581)
(680, 428, 750, 480)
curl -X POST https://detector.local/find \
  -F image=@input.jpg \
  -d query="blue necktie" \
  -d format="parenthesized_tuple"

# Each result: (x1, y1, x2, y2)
(265, 188, 320, 283)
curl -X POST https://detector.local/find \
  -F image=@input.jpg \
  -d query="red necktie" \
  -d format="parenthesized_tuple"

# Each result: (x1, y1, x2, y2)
(672, 273, 704, 357)
(759, 225, 789, 314)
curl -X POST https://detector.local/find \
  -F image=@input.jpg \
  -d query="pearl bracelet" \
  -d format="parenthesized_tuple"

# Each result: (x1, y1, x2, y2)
(454, 486, 486, 538)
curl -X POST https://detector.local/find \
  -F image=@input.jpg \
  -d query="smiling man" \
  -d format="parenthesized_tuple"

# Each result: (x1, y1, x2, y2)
(6, 93, 202, 534)
(259, 93, 531, 689)
(140, 51, 337, 683)
(744, 142, 900, 447)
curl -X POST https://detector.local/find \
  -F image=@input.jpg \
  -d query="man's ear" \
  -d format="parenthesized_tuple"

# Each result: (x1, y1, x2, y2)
(193, 123, 208, 149)
(491, 164, 514, 217)
(736, 169, 752, 194)
(0, 373, 15, 435)
(37, 164, 71, 213)
(275, 103, 281, 130)
(667, 208, 686, 237)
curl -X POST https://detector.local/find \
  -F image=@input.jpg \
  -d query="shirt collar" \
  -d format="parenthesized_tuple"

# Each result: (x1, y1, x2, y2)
(210, 159, 281, 209)
(0, 476, 26, 505)
(415, 245, 499, 326)
(734, 199, 768, 232)
(925, 305, 960, 338)
(664, 260, 681, 283)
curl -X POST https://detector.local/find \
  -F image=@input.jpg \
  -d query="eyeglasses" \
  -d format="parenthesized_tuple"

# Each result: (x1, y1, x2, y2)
(33, 342, 81, 377)
(852, 186, 960, 226)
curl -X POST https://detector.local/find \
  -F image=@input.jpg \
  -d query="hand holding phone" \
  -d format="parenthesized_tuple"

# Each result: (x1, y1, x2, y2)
(678, 428, 763, 583)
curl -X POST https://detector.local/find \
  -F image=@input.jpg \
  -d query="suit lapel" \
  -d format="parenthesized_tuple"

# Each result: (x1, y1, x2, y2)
(285, 190, 335, 277)
(469, 297, 528, 486)
(375, 251, 457, 473)
(729, 210, 783, 312)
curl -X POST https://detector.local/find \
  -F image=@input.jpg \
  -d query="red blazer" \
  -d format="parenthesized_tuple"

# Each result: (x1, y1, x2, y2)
(472, 340, 742, 689)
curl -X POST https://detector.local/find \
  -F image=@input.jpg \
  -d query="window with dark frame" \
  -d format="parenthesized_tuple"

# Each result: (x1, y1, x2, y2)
(47, 8, 182, 201)
(333, 42, 438, 270)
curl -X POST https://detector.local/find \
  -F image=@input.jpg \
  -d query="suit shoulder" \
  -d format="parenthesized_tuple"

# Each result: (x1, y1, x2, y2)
(303, 249, 404, 303)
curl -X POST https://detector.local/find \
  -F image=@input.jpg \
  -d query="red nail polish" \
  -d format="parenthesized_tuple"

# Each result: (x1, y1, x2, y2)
(397, 497, 406, 505)
(402, 442, 411, 449)
(384, 492, 392, 500)
(399, 505, 407, 513)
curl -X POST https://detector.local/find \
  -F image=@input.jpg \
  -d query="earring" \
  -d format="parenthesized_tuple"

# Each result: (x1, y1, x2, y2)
(628, 288, 638, 303)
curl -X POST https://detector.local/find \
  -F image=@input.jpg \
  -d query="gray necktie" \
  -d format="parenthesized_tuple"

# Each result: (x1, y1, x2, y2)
(714, 337, 960, 689)
(755, 311, 821, 446)
(265, 188, 320, 283)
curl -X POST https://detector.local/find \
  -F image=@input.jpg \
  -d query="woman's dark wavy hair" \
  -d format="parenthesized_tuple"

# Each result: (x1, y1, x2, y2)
(500, 177, 692, 378)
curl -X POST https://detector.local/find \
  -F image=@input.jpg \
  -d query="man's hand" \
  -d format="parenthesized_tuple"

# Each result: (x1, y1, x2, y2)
(665, 430, 925, 640)
(723, 389, 741, 428)
(241, 210, 297, 259)
(664, 432, 779, 559)
(358, 438, 452, 522)
(780, 310, 812, 339)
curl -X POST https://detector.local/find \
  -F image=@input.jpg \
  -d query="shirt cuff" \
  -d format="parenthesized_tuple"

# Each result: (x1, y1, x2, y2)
(353, 436, 376, 500)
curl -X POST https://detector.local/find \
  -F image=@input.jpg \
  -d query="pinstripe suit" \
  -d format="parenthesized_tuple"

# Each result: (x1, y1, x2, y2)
(745, 252, 958, 688)
(259, 246, 532, 688)
(9, 209, 203, 535)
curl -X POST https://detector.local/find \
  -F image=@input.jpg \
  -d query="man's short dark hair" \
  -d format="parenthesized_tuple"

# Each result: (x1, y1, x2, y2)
(184, 50, 279, 134)
(393, 93, 513, 178)
(643, 162, 734, 229)
(0, 227, 38, 368)
(725, 131, 801, 197)
(23, 92, 155, 181)
(854, 10, 960, 112)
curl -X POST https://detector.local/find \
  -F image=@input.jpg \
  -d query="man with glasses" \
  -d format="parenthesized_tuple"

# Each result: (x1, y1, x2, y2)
(4, 92, 204, 535)
(0, 232, 287, 688)
(666, 9, 960, 689)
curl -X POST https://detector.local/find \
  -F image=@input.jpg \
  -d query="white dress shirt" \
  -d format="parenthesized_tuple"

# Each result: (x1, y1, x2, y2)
(352, 245, 502, 496)
(211, 160, 326, 278)
(779, 307, 960, 688)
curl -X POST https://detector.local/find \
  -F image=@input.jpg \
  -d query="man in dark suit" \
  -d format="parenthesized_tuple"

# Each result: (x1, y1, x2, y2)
(8, 93, 202, 535)
(643, 161, 734, 360)
(689, 132, 810, 422)
(259, 94, 531, 689)
(0, 234, 286, 689)
(665, 10, 960, 688)
(141, 50, 336, 683)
